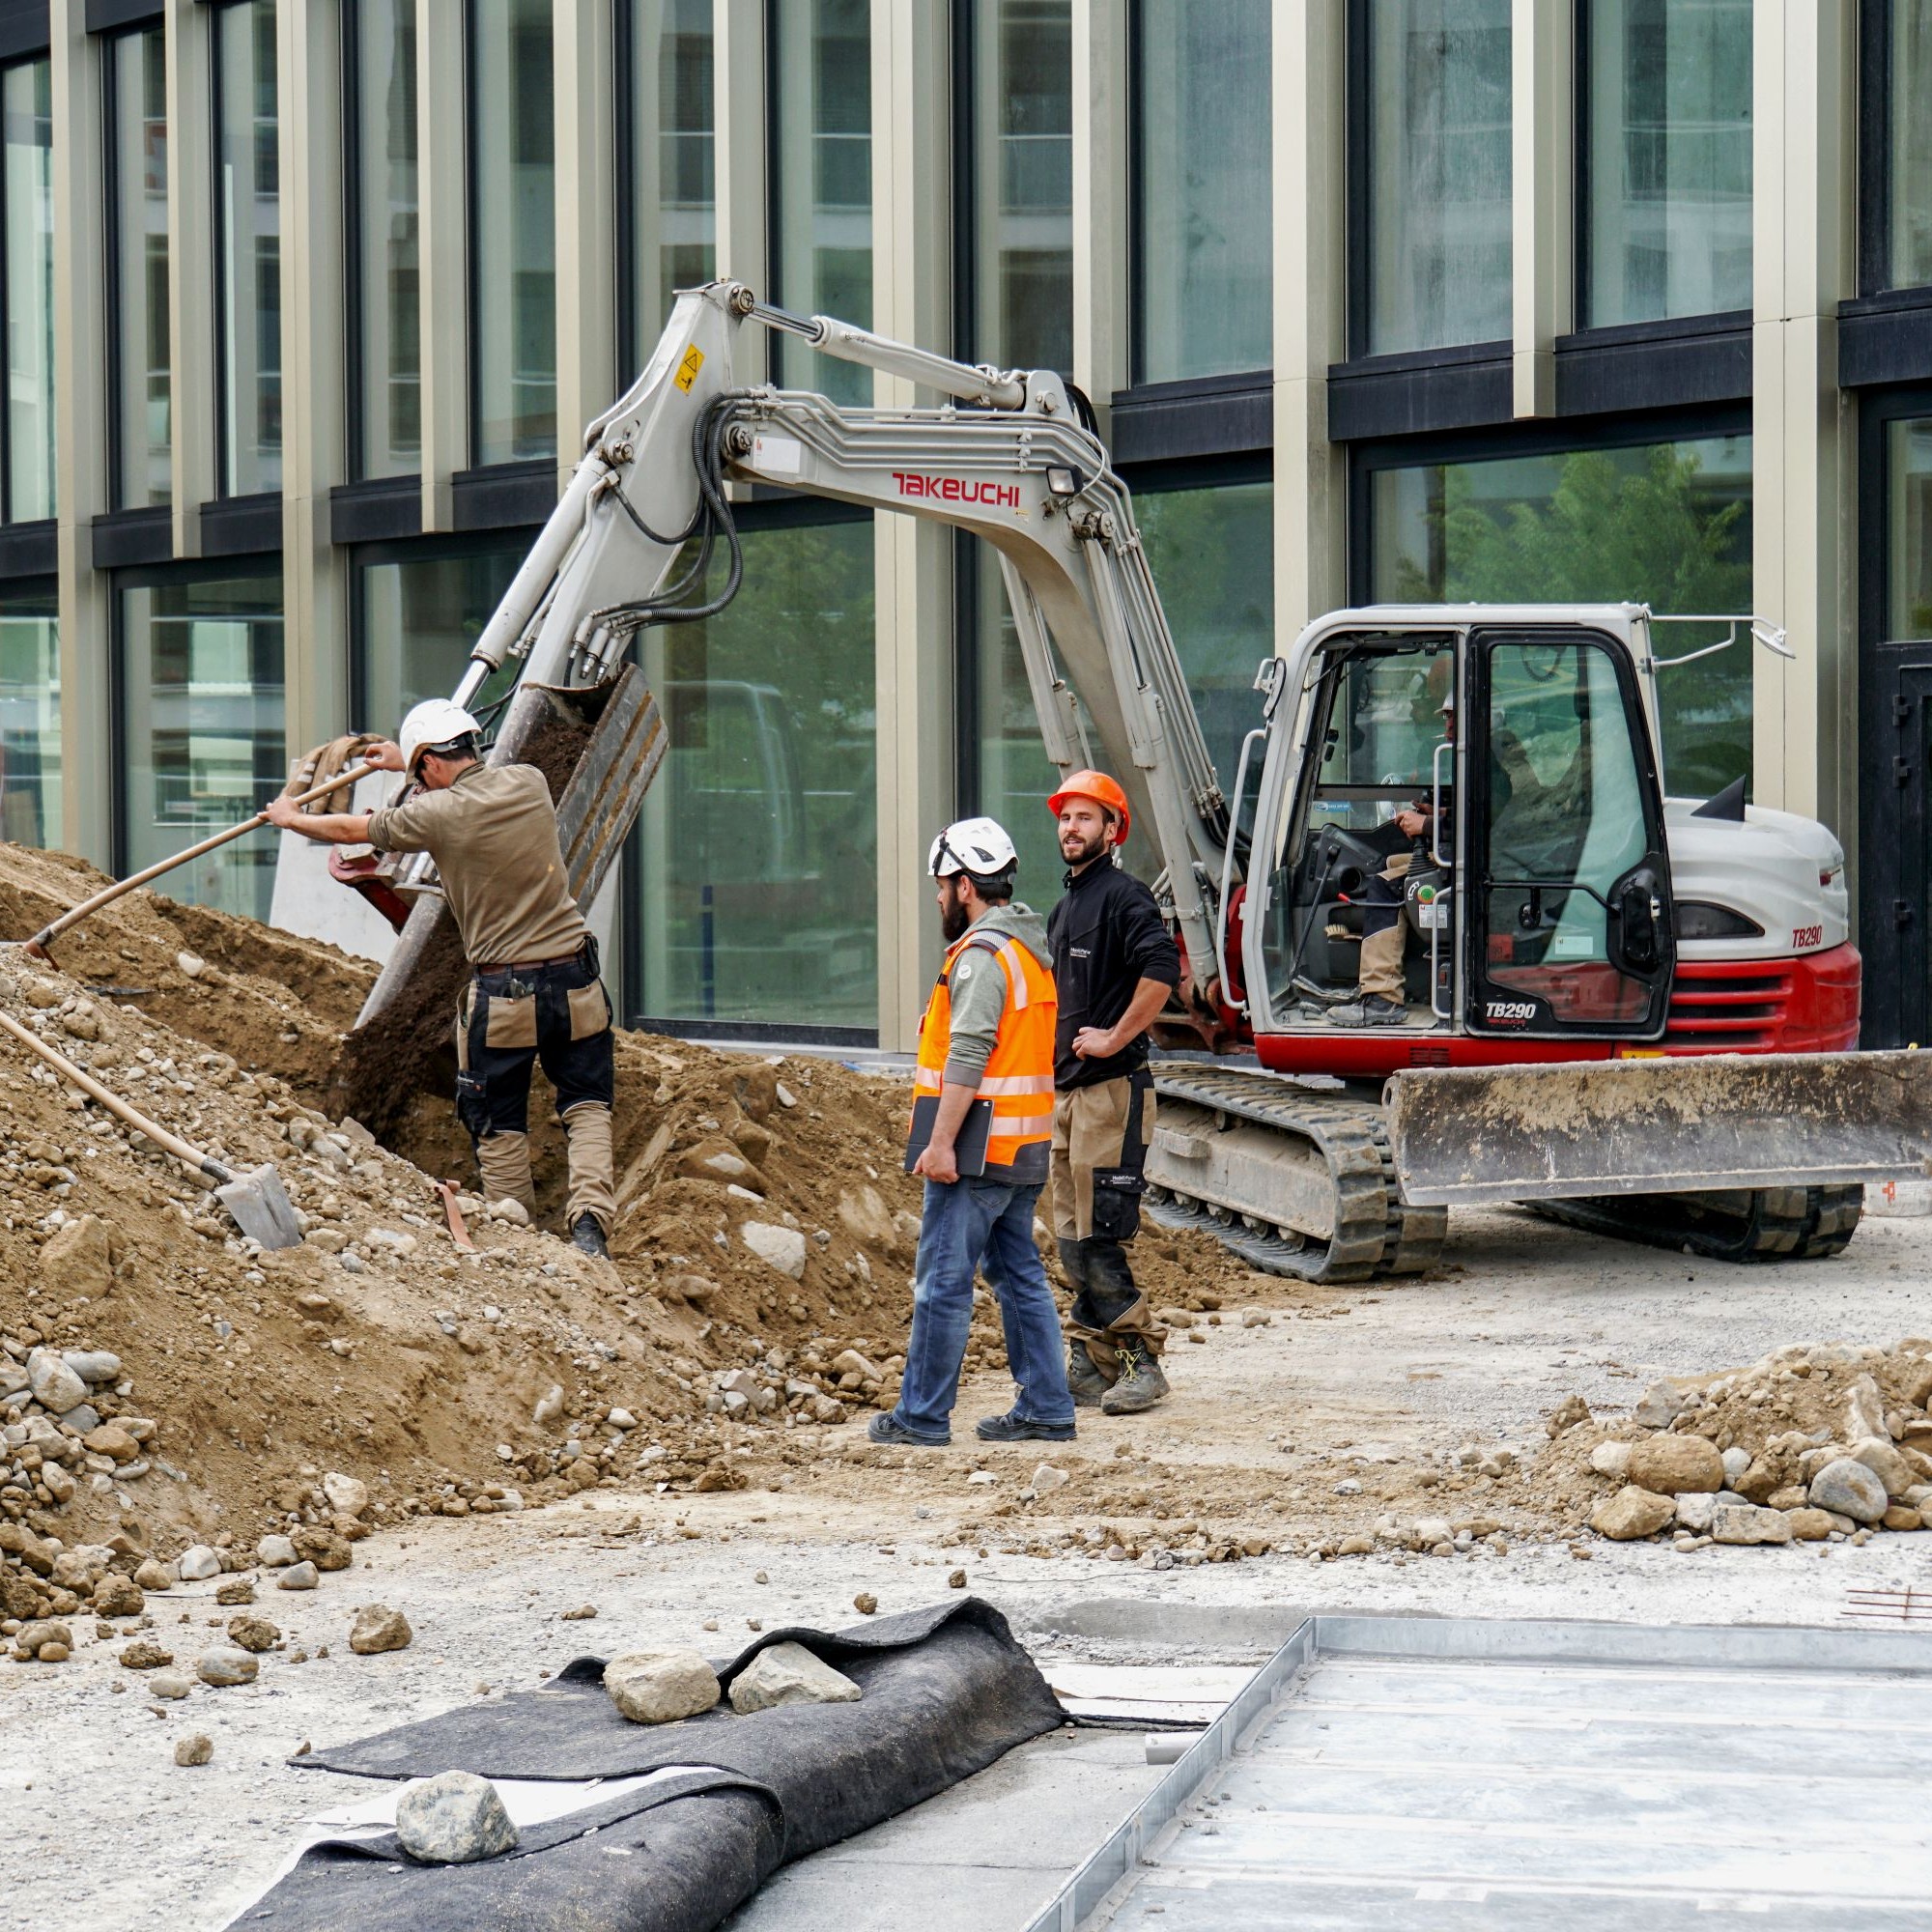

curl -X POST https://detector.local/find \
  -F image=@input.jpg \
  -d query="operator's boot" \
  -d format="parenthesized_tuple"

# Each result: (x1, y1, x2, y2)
(1100, 1334, 1170, 1415)
(1065, 1339, 1118, 1409)
(1328, 993, 1406, 1028)
(569, 1213, 610, 1260)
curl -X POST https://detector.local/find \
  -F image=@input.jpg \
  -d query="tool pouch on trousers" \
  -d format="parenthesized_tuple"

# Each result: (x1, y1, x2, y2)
(1090, 1166, 1145, 1241)
(454, 1070, 490, 1138)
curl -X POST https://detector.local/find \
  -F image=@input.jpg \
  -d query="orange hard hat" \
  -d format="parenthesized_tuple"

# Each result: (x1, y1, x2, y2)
(1047, 769, 1131, 845)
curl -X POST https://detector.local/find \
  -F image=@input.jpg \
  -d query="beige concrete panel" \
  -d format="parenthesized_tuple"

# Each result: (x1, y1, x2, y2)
(417, 0, 466, 530)
(554, 0, 616, 490)
(715, 0, 765, 385)
(1072, 0, 1128, 432)
(868, 0, 951, 1049)
(166, 0, 213, 554)
(49, 0, 112, 866)
(279, 0, 349, 753)
(1273, 0, 1345, 639)
(1511, 0, 1573, 419)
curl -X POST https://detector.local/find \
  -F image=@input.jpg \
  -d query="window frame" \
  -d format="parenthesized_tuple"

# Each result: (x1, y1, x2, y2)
(1860, 0, 1896, 298)
(341, 0, 371, 480)
(0, 52, 54, 528)
(99, 22, 158, 516)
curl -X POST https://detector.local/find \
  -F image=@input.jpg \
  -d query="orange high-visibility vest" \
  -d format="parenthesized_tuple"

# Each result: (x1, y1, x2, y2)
(913, 925, 1058, 1170)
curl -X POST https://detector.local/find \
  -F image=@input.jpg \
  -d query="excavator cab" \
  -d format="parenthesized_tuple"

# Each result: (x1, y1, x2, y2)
(1246, 614, 1678, 1064)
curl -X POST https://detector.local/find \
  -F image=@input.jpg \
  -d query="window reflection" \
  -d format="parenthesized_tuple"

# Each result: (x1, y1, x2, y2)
(355, 540, 529, 729)
(109, 28, 170, 510)
(1887, 418, 1932, 639)
(1891, 3, 1932, 292)
(216, 0, 282, 496)
(351, 0, 419, 478)
(624, 0, 714, 373)
(0, 589, 57, 848)
(3, 60, 54, 521)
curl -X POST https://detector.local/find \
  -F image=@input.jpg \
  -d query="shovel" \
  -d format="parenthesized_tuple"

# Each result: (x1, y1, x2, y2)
(15, 758, 383, 965)
(0, 1009, 305, 1249)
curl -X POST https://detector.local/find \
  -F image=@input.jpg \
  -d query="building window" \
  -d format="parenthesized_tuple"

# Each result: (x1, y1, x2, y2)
(1132, 0, 1270, 384)
(1362, 0, 1512, 357)
(617, 0, 714, 384)
(353, 535, 529, 730)
(106, 27, 170, 511)
(1888, 416, 1932, 638)
(1887, 3, 1932, 293)
(118, 567, 286, 921)
(1366, 430, 1752, 797)
(1581, 0, 1753, 327)
(2, 61, 54, 522)
(214, 0, 282, 497)
(346, 0, 420, 479)
(769, 0, 870, 404)
(961, 0, 1071, 372)
(632, 512, 876, 1031)
(0, 584, 57, 847)
(469, 0, 555, 466)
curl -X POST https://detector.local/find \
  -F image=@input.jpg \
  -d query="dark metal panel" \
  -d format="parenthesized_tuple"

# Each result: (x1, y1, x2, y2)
(330, 474, 424, 544)
(88, 506, 172, 569)
(1108, 377, 1272, 465)
(84, 0, 158, 34)
(1326, 345, 1513, 442)
(451, 460, 558, 531)
(198, 490, 282, 556)
(0, 519, 54, 579)
(1840, 298, 1932, 388)
(0, 2, 48, 60)
(1554, 318, 1752, 414)
(1859, 0, 1893, 297)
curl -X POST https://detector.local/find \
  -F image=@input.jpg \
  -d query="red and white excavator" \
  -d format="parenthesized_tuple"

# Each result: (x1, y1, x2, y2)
(287, 279, 1932, 1277)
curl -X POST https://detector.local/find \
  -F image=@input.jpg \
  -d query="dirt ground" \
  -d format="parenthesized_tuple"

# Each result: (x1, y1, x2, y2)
(3, 843, 1930, 1928)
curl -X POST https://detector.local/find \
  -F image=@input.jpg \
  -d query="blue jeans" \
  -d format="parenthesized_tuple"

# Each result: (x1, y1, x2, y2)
(890, 1177, 1075, 1443)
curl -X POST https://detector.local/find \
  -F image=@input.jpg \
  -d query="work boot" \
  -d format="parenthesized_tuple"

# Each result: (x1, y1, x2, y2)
(975, 1409, 1075, 1443)
(1327, 994, 1406, 1028)
(1065, 1344, 1117, 1409)
(1100, 1336, 1170, 1414)
(569, 1212, 610, 1260)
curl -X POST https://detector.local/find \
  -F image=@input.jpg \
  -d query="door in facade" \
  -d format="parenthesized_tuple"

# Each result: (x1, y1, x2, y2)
(1862, 643, 1932, 1047)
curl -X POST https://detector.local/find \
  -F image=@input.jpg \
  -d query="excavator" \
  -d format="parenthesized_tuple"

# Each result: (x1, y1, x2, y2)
(300, 278, 1932, 1279)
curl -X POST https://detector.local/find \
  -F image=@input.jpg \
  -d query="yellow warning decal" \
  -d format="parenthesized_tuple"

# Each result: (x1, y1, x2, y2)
(674, 345, 705, 391)
(1617, 1047, 1665, 1059)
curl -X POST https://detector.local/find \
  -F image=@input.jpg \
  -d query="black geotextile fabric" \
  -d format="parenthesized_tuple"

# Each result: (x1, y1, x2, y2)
(254, 1599, 1066, 1932)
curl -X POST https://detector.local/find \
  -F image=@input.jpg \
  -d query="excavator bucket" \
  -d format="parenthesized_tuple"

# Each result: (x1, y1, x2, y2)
(1385, 1050, 1932, 1205)
(327, 667, 666, 1135)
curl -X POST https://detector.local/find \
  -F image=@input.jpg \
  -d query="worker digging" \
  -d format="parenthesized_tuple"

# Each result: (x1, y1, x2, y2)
(266, 699, 617, 1261)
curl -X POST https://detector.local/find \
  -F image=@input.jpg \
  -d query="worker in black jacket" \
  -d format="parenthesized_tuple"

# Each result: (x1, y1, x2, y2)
(1045, 771, 1181, 1416)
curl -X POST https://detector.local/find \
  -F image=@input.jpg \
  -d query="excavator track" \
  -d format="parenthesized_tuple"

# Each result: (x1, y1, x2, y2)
(1527, 1184, 1864, 1264)
(1146, 1065, 1446, 1283)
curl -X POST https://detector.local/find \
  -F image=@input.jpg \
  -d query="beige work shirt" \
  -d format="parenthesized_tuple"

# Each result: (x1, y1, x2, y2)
(367, 762, 586, 968)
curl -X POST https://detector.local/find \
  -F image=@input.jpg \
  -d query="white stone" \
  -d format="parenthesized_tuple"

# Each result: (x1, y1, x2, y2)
(25, 1349, 87, 1414)
(322, 1471, 370, 1518)
(604, 1650, 720, 1724)
(175, 951, 206, 980)
(395, 1771, 519, 1863)
(1031, 1463, 1069, 1493)
(487, 1198, 530, 1226)
(257, 1534, 298, 1568)
(1844, 1375, 1888, 1444)
(1720, 1446, 1752, 1483)
(176, 1545, 220, 1582)
(1587, 1440, 1632, 1479)
(740, 1221, 807, 1280)
(728, 1641, 863, 1713)
(1673, 1492, 1717, 1534)
(1711, 1503, 1793, 1546)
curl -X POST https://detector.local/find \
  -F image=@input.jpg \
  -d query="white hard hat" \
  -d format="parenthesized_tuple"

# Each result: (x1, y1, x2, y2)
(399, 698, 482, 776)
(928, 815, 1018, 880)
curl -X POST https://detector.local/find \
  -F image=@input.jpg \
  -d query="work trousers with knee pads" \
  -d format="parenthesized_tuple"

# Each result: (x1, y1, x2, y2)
(1048, 1068, 1164, 1361)
(454, 944, 617, 1235)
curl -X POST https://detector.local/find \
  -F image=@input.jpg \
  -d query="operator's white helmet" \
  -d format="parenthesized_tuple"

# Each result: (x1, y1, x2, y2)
(399, 698, 482, 776)
(928, 816, 1018, 880)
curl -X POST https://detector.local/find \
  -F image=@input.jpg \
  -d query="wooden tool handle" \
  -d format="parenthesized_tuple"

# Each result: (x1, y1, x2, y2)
(0, 1008, 226, 1179)
(24, 758, 384, 954)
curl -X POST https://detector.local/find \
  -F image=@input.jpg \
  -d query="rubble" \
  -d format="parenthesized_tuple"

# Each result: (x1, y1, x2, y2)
(348, 1605, 412, 1655)
(395, 1770, 519, 1863)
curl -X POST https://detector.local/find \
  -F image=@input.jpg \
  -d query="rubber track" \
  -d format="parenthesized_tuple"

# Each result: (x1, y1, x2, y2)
(1148, 1066, 1446, 1283)
(1528, 1183, 1864, 1264)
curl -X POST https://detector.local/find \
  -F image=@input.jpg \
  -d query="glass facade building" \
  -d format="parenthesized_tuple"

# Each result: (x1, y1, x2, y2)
(7, 4, 1922, 1046)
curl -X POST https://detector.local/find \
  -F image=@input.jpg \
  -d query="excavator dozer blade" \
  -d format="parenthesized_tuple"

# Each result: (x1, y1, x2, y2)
(327, 667, 667, 1136)
(1385, 1050, 1932, 1207)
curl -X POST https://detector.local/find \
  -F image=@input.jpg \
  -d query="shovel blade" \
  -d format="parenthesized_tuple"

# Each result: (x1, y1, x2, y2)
(1386, 1050, 1932, 1207)
(215, 1163, 305, 1250)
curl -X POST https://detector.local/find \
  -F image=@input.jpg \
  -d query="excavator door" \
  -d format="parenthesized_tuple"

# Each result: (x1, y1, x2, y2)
(1463, 626, 1675, 1040)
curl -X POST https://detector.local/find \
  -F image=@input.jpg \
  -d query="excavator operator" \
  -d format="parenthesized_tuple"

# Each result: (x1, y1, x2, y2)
(1046, 772, 1181, 1417)
(265, 698, 617, 1258)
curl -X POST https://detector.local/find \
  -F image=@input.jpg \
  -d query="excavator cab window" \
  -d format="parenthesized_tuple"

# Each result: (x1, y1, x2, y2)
(1260, 636, 1459, 1026)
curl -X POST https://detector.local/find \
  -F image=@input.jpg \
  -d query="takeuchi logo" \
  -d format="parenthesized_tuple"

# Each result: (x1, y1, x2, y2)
(892, 472, 1020, 509)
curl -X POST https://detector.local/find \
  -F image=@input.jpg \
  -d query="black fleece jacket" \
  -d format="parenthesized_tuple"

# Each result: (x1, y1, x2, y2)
(1047, 859, 1181, 1090)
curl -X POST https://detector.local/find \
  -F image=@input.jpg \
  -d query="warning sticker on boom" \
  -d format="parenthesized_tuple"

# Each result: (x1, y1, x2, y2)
(675, 345, 705, 391)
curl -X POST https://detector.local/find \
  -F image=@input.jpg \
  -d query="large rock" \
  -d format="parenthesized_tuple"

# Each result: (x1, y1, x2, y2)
(728, 1641, 863, 1714)
(227, 1615, 280, 1654)
(1809, 1458, 1889, 1524)
(395, 1771, 519, 1864)
(604, 1649, 720, 1724)
(63, 1347, 122, 1386)
(132, 1557, 178, 1593)
(349, 1604, 412, 1655)
(1626, 1435, 1724, 1496)
(739, 1222, 807, 1280)
(322, 1472, 371, 1519)
(1850, 1437, 1915, 1500)
(836, 1184, 898, 1249)
(1590, 1486, 1676, 1541)
(257, 1534, 298, 1569)
(24, 1349, 86, 1415)
(1673, 1492, 1716, 1534)
(1633, 1380, 1690, 1430)
(1711, 1503, 1793, 1546)
(1587, 1440, 1632, 1479)
(1844, 1374, 1889, 1443)
(294, 1525, 354, 1572)
(1785, 1508, 1834, 1542)
(176, 1546, 221, 1582)
(41, 1218, 113, 1299)
(196, 1647, 259, 1687)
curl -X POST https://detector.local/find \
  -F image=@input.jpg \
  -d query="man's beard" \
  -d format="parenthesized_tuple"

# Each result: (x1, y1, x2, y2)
(1060, 829, 1107, 868)
(940, 891, 970, 942)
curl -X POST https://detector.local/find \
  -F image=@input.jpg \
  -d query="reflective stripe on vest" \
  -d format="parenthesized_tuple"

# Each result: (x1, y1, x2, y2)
(912, 925, 1058, 1169)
